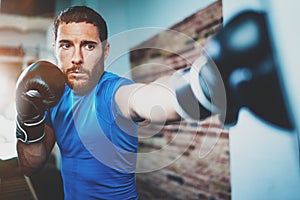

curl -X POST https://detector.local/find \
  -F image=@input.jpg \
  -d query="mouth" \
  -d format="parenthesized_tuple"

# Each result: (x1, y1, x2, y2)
(69, 71, 88, 79)
(66, 66, 88, 80)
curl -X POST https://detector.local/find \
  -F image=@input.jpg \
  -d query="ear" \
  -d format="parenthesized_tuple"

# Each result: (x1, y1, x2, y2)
(103, 42, 110, 60)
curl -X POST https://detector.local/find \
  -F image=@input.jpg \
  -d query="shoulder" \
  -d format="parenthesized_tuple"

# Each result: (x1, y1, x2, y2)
(95, 72, 134, 122)
(102, 71, 134, 84)
(97, 71, 134, 95)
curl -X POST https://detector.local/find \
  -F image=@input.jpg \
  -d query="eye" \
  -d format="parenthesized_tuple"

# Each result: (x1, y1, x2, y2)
(60, 43, 71, 49)
(84, 43, 96, 51)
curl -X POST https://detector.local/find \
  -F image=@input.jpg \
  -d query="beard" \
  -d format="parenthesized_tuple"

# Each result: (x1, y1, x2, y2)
(65, 65, 103, 96)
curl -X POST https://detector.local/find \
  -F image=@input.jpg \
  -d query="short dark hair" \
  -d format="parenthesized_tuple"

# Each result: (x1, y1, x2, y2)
(53, 6, 108, 42)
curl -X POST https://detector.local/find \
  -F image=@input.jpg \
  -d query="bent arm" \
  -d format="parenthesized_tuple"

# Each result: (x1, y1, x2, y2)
(115, 76, 180, 123)
(17, 124, 56, 177)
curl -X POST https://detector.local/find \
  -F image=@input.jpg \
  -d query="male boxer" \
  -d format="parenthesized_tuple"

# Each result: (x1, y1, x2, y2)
(16, 6, 188, 200)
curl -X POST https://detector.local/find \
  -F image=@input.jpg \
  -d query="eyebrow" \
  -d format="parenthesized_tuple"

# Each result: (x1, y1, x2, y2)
(58, 39, 72, 44)
(81, 40, 98, 46)
(58, 40, 98, 46)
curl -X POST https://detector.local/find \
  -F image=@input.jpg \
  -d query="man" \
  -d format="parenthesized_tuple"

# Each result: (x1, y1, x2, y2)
(15, 6, 183, 200)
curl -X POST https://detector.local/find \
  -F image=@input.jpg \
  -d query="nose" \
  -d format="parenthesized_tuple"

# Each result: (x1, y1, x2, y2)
(72, 46, 83, 65)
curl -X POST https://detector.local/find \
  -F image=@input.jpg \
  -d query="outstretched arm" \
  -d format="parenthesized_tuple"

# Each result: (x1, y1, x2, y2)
(115, 75, 180, 123)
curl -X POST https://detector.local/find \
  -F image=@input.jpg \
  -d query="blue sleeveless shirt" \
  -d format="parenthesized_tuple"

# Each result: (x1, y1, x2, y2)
(45, 72, 138, 200)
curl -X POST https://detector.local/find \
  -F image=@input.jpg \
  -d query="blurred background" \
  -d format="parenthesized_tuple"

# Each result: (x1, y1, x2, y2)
(0, 0, 299, 200)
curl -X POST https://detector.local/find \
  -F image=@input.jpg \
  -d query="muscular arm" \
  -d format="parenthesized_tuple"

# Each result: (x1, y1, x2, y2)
(17, 124, 56, 177)
(115, 76, 180, 123)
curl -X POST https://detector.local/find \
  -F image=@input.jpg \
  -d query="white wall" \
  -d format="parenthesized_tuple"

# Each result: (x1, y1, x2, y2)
(0, 14, 53, 160)
(223, 0, 300, 199)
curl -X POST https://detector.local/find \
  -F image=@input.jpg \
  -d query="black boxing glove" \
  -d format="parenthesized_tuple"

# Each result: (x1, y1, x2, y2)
(172, 55, 226, 121)
(203, 10, 292, 129)
(174, 11, 293, 130)
(15, 61, 65, 144)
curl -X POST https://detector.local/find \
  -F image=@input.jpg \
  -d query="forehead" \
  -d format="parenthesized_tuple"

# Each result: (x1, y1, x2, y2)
(57, 22, 101, 42)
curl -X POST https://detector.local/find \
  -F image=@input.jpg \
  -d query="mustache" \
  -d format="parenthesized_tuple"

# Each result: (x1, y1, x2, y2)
(66, 65, 87, 73)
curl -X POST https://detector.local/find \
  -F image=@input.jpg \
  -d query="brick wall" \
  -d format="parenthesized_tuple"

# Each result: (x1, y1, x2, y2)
(130, 1, 231, 199)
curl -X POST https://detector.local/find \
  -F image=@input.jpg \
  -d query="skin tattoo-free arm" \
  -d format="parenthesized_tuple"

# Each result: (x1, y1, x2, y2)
(115, 76, 181, 123)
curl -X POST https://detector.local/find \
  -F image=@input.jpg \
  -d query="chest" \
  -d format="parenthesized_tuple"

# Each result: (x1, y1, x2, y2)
(52, 91, 111, 157)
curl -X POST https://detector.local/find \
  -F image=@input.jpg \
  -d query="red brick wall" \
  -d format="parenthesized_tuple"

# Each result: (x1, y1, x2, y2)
(130, 1, 231, 199)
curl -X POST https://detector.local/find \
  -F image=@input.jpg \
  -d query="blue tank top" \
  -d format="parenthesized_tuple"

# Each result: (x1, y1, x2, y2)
(45, 72, 138, 200)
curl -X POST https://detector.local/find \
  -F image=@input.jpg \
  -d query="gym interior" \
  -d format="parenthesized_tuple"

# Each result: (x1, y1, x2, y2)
(0, 0, 299, 199)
